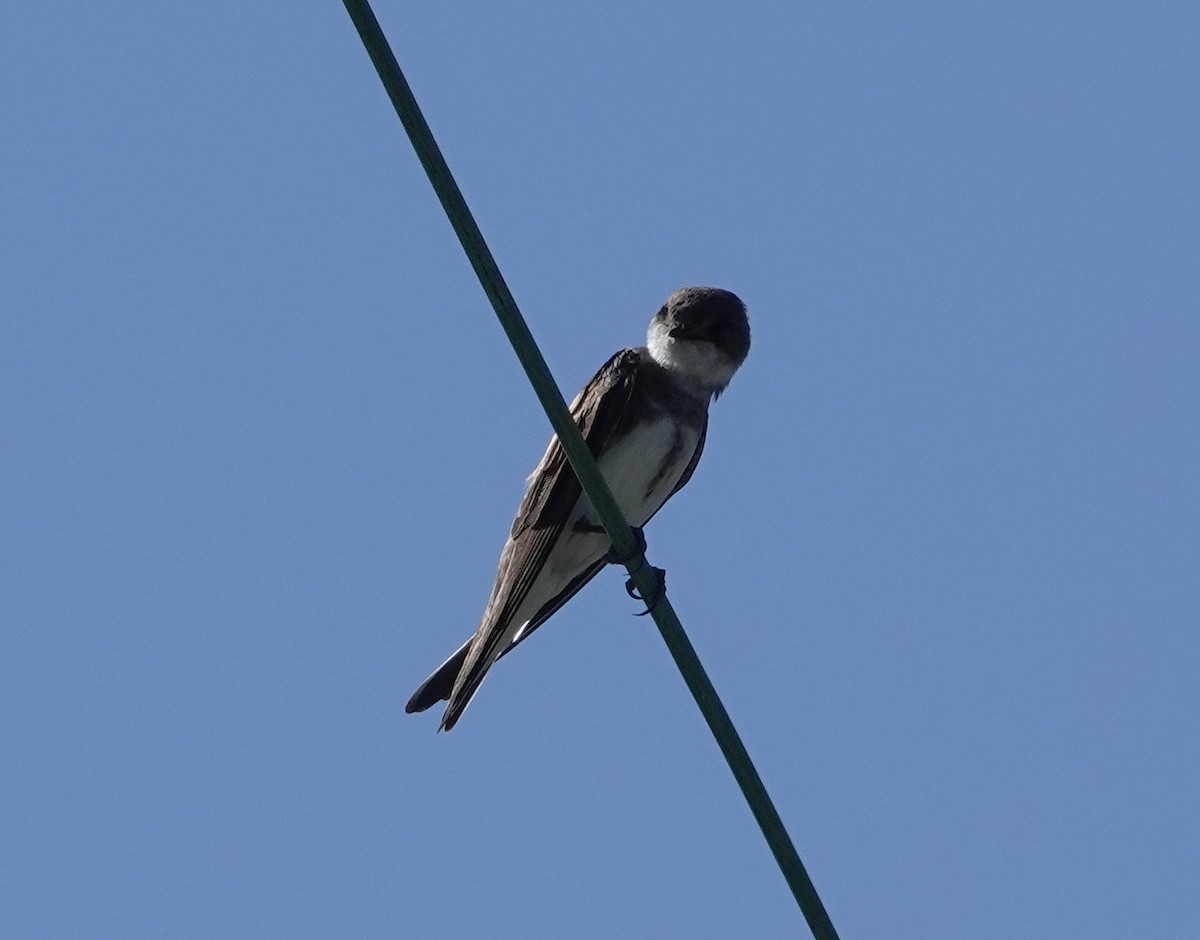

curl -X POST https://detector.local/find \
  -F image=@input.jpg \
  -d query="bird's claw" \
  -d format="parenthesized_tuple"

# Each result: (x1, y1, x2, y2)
(625, 566, 666, 616)
(599, 526, 664, 614)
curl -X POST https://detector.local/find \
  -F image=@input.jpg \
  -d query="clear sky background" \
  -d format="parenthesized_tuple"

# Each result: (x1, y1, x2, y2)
(3, 2, 1198, 937)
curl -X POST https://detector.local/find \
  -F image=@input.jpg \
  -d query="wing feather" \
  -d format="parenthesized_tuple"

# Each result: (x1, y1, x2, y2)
(438, 349, 644, 729)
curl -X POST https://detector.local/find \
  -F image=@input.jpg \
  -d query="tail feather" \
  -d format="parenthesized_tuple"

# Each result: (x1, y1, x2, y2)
(438, 676, 482, 732)
(405, 640, 471, 714)
(407, 556, 607, 728)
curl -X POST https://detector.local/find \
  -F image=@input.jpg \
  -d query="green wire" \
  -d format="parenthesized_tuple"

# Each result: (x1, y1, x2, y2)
(341, 3, 840, 936)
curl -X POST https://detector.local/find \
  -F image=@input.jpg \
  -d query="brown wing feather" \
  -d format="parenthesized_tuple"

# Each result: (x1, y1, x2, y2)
(500, 399, 703, 661)
(514, 348, 644, 535)
(485, 348, 642, 633)
(438, 349, 645, 729)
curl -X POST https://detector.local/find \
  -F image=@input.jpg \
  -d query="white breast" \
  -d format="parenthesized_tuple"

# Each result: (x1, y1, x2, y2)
(593, 415, 700, 527)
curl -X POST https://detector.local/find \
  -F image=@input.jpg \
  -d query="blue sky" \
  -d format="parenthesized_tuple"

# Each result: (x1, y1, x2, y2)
(3, 2, 1198, 937)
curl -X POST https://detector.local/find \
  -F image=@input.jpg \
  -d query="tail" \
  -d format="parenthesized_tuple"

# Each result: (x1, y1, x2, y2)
(437, 658, 493, 732)
(405, 639, 471, 715)
(406, 636, 501, 732)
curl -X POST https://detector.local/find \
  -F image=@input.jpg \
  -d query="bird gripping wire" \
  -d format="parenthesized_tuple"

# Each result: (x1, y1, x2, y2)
(340, 4, 840, 937)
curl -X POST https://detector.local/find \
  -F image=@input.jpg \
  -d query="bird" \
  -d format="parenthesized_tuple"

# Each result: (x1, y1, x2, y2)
(406, 287, 750, 730)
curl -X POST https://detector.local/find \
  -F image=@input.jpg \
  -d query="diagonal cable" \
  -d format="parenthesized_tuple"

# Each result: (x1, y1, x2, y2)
(340, 3, 840, 937)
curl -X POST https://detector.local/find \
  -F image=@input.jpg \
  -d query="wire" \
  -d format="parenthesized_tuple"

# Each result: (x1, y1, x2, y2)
(340, 3, 841, 936)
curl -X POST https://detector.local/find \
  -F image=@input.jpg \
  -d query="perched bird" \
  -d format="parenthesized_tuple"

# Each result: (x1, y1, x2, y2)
(406, 287, 751, 730)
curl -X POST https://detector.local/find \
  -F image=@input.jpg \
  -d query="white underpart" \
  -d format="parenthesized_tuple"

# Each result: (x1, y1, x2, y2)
(503, 413, 699, 647)
(647, 319, 738, 390)
(593, 414, 699, 528)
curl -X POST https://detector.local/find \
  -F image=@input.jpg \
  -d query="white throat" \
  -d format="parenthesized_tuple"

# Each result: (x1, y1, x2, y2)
(647, 319, 739, 391)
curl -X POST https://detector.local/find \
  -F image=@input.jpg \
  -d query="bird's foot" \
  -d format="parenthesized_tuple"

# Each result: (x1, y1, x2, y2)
(596, 526, 665, 614)
(625, 565, 667, 616)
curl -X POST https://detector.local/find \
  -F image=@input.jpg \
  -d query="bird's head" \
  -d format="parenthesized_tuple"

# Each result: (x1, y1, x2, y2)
(647, 287, 751, 396)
